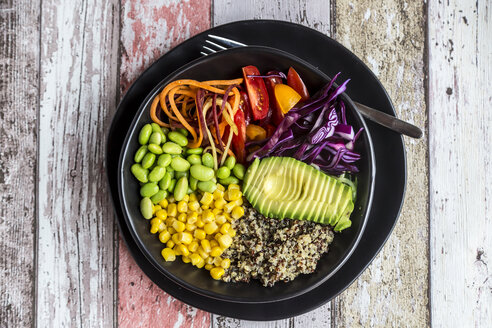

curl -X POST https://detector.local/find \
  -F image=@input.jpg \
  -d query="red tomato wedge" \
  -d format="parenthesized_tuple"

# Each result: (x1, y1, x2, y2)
(238, 91, 252, 126)
(242, 66, 270, 121)
(231, 108, 247, 164)
(287, 67, 310, 101)
(264, 74, 284, 126)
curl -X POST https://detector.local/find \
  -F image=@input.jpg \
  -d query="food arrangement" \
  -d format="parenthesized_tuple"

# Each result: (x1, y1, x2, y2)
(130, 65, 363, 285)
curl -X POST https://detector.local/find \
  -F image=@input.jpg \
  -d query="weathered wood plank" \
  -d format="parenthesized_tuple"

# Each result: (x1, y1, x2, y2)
(36, 0, 119, 326)
(334, 1, 429, 327)
(0, 0, 39, 327)
(117, 1, 212, 327)
(428, 0, 492, 327)
(212, 1, 333, 327)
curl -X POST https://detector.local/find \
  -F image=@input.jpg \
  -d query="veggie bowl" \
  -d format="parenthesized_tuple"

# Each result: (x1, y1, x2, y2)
(118, 46, 375, 303)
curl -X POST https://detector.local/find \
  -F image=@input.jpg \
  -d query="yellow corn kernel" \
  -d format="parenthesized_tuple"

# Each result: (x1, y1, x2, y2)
(213, 256, 223, 266)
(220, 223, 231, 235)
(215, 215, 227, 225)
(188, 241, 199, 253)
(189, 253, 202, 266)
(196, 258, 205, 268)
(197, 247, 209, 259)
(159, 230, 171, 243)
(195, 218, 205, 228)
(189, 193, 197, 202)
(235, 198, 244, 206)
(172, 220, 186, 233)
(158, 198, 168, 208)
(172, 233, 180, 245)
(150, 218, 162, 226)
(186, 213, 198, 224)
(218, 234, 233, 248)
(194, 229, 206, 240)
(228, 184, 240, 191)
(205, 256, 214, 265)
(167, 226, 176, 234)
(210, 267, 225, 280)
(221, 258, 231, 269)
(226, 189, 242, 202)
(231, 206, 245, 219)
(150, 223, 161, 234)
(227, 229, 236, 238)
(173, 245, 181, 255)
(216, 183, 225, 192)
(168, 196, 176, 203)
(188, 200, 200, 211)
(166, 240, 175, 249)
(183, 194, 189, 202)
(212, 207, 222, 216)
(223, 213, 232, 222)
(158, 223, 167, 233)
(201, 205, 209, 210)
(223, 201, 236, 213)
(177, 200, 188, 213)
(177, 244, 190, 257)
(210, 240, 219, 248)
(165, 218, 174, 226)
(177, 213, 187, 222)
(177, 232, 193, 244)
(214, 233, 223, 241)
(205, 264, 213, 271)
(161, 248, 176, 261)
(167, 203, 177, 217)
(181, 255, 191, 263)
(200, 239, 211, 253)
(214, 198, 227, 210)
(185, 223, 196, 232)
(204, 222, 218, 234)
(156, 209, 168, 219)
(153, 205, 162, 213)
(202, 210, 215, 223)
(200, 192, 214, 206)
(210, 246, 222, 257)
(213, 189, 224, 200)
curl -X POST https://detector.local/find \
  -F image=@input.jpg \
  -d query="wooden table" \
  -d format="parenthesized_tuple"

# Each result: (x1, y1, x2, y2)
(1, 0, 490, 327)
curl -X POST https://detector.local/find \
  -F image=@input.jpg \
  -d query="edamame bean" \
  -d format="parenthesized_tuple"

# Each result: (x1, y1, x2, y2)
(166, 166, 175, 178)
(140, 182, 159, 197)
(141, 153, 156, 169)
(151, 190, 167, 204)
(187, 187, 193, 194)
(187, 154, 201, 165)
(168, 131, 188, 147)
(149, 166, 166, 182)
(175, 170, 189, 179)
(190, 164, 215, 181)
(168, 179, 176, 192)
(219, 176, 239, 186)
(186, 147, 203, 155)
(161, 127, 170, 135)
(197, 181, 217, 193)
(134, 146, 148, 163)
(173, 177, 188, 201)
(139, 124, 152, 145)
(170, 156, 191, 172)
(190, 176, 198, 191)
(149, 131, 162, 145)
(162, 142, 182, 154)
(216, 166, 230, 179)
(148, 143, 163, 154)
(140, 197, 153, 219)
(157, 154, 172, 167)
(131, 164, 149, 183)
(151, 123, 166, 138)
(232, 163, 246, 180)
(224, 156, 236, 170)
(159, 172, 171, 190)
(201, 153, 214, 168)
(177, 128, 189, 137)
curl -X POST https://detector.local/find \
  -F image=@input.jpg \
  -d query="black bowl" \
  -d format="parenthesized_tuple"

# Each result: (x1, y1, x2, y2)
(118, 46, 375, 303)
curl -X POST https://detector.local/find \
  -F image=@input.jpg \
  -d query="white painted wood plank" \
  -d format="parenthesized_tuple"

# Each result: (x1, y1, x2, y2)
(212, 1, 333, 327)
(37, 0, 119, 326)
(0, 0, 40, 327)
(429, 0, 492, 327)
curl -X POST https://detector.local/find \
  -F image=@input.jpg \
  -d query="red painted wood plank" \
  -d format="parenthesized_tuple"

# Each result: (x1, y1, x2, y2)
(118, 1, 211, 327)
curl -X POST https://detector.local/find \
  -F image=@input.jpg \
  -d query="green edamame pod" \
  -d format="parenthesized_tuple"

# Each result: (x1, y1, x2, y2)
(157, 153, 172, 167)
(140, 197, 153, 219)
(201, 153, 214, 168)
(219, 176, 239, 186)
(149, 131, 162, 145)
(170, 156, 191, 172)
(168, 179, 176, 192)
(168, 131, 188, 147)
(187, 154, 201, 165)
(141, 153, 156, 169)
(232, 163, 246, 180)
(150, 190, 167, 204)
(173, 176, 188, 201)
(177, 128, 189, 137)
(140, 182, 159, 197)
(147, 144, 163, 154)
(190, 164, 215, 181)
(175, 170, 189, 179)
(186, 147, 203, 155)
(149, 166, 166, 182)
(197, 181, 217, 193)
(162, 142, 182, 154)
(139, 124, 152, 145)
(159, 172, 172, 190)
(224, 156, 236, 170)
(216, 166, 231, 179)
(134, 146, 148, 163)
(131, 164, 149, 183)
(189, 176, 198, 191)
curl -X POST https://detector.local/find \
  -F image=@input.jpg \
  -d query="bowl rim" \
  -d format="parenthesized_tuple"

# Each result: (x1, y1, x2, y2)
(117, 45, 376, 303)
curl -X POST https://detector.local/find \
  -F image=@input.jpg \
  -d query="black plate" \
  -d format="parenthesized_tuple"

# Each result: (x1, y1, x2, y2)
(117, 46, 376, 303)
(106, 20, 406, 320)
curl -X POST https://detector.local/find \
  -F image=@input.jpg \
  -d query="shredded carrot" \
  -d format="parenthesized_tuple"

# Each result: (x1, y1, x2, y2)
(168, 86, 198, 145)
(203, 78, 243, 86)
(150, 96, 170, 127)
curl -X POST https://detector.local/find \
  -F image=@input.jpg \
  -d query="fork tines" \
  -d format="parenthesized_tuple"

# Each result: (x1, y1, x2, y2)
(200, 34, 247, 56)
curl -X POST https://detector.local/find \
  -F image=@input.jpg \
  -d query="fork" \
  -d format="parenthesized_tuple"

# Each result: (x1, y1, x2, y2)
(201, 34, 423, 139)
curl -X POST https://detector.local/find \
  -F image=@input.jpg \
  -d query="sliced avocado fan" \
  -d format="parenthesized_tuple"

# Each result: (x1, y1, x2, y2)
(243, 157, 355, 231)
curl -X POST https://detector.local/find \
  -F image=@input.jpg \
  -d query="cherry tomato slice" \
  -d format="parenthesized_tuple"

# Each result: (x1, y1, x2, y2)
(242, 66, 270, 121)
(287, 67, 310, 101)
(238, 91, 252, 126)
(264, 73, 284, 126)
(231, 108, 247, 164)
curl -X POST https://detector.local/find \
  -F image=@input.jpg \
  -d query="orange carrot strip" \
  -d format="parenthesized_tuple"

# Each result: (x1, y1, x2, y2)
(168, 87, 198, 144)
(203, 78, 243, 86)
(150, 95, 170, 127)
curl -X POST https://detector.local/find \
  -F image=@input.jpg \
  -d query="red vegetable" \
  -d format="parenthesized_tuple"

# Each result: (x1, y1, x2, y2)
(287, 67, 310, 101)
(238, 91, 252, 125)
(242, 66, 270, 121)
(264, 71, 284, 125)
(232, 108, 247, 163)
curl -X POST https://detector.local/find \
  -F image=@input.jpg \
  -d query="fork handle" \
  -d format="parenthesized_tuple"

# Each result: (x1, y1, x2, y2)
(353, 101, 423, 139)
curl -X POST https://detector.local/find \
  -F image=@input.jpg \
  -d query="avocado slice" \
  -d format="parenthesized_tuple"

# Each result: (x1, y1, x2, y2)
(243, 157, 355, 231)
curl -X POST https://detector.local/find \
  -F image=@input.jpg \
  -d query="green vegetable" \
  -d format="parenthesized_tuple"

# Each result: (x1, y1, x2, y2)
(149, 131, 162, 145)
(162, 141, 182, 154)
(134, 146, 148, 163)
(232, 163, 245, 180)
(159, 173, 171, 190)
(141, 153, 156, 169)
(190, 164, 214, 181)
(152, 123, 165, 137)
(168, 179, 176, 192)
(140, 182, 159, 197)
(224, 156, 236, 170)
(151, 190, 167, 204)
(197, 181, 217, 193)
(138, 124, 152, 145)
(187, 154, 201, 165)
(147, 144, 163, 154)
(201, 153, 214, 168)
(216, 166, 230, 179)
(174, 177, 188, 201)
(148, 166, 166, 182)
(177, 128, 189, 137)
(175, 170, 189, 179)
(218, 176, 239, 185)
(171, 156, 191, 172)
(140, 197, 153, 219)
(168, 131, 188, 147)
(189, 176, 198, 191)
(131, 164, 148, 183)
(157, 154, 172, 167)
(186, 147, 203, 155)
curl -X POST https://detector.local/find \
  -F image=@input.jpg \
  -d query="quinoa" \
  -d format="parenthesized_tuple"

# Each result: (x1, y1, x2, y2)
(222, 205, 334, 287)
